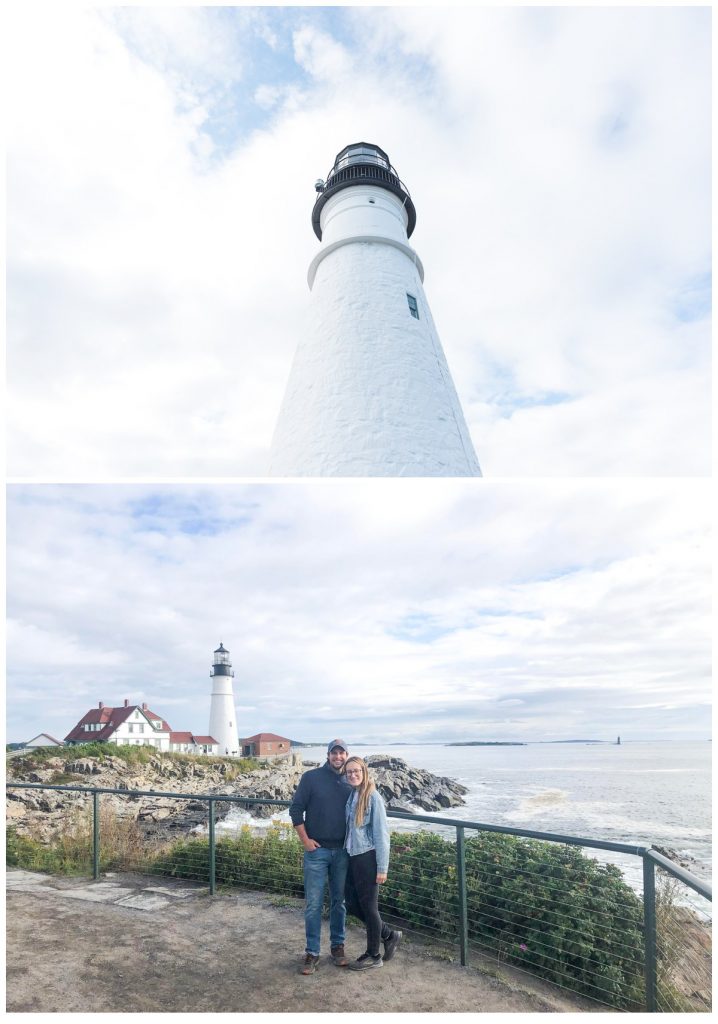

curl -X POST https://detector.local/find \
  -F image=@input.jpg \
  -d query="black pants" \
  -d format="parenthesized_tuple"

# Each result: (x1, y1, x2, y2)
(345, 849, 392, 957)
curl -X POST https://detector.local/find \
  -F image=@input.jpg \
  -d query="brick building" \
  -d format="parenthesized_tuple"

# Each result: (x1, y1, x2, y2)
(239, 732, 292, 760)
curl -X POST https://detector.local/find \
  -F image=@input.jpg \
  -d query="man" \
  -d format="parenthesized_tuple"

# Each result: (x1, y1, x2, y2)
(289, 739, 352, 975)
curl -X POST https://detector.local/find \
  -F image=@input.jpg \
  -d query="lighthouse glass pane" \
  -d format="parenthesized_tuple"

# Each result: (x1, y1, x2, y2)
(336, 146, 388, 171)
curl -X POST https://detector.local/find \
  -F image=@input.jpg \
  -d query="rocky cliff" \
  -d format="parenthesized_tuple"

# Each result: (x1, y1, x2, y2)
(6, 751, 468, 843)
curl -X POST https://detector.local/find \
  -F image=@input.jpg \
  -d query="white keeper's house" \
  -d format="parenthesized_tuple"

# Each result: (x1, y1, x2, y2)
(64, 700, 219, 756)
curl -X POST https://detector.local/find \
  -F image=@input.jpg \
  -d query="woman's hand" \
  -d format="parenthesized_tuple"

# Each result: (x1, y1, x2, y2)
(376, 872, 387, 884)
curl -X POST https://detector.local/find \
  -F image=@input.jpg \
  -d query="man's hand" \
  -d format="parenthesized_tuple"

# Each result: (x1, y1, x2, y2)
(376, 872, 387, 884)
(294, 823, 320, 852)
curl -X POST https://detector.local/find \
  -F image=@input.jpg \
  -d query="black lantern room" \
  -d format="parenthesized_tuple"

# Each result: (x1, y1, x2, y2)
(210, 642, 234, 677)
(312, 142, 416, 241)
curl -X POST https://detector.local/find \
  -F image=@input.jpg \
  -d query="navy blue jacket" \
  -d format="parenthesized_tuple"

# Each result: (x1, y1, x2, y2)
(289, 761, 352, 848)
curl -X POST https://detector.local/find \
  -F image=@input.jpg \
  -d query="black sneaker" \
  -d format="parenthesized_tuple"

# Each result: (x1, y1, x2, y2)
(383, 929, 403, 962)
(349, 952, 383, 971)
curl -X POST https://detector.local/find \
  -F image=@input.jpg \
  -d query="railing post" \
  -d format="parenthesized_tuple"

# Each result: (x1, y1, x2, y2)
(642, 854, 658, 1012)
(208, 798, 216, 896)
(92, 790, 100, 880)
(456, 826, 469, 966)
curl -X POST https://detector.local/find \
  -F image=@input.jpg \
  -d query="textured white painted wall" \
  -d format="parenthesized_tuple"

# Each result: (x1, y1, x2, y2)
(269, 185, 481, 477)
(209, 678, 240, 756)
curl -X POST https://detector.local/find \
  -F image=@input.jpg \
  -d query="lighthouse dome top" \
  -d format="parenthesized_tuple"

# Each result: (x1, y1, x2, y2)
(214, 642, 229, 655)
(312, 141, 416, 241)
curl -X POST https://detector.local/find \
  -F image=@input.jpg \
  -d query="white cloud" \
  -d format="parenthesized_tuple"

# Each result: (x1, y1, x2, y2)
(292, 25, 352, 82)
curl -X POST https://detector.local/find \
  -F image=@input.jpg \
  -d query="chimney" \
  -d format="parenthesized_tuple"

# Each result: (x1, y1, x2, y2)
(99, 701, 104, 709)
(142, 702, 147, 711)
(124, 699, 129, 707)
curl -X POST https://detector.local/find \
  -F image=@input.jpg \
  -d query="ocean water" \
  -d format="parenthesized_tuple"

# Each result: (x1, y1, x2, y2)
(218, 741, 712, 901)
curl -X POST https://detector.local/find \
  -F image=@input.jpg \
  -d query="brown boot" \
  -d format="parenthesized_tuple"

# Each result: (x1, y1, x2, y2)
(331, 944, 349, 967)
(300, 953, 319, 975)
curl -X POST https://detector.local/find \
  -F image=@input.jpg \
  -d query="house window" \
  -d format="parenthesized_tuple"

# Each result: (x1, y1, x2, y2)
(138, 724, 144, 733)
(407, 294, 419, 319)
(128, 724, 134, 733)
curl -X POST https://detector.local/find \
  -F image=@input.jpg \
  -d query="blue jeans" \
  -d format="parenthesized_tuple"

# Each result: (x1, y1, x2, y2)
(303, 846, 349, 955)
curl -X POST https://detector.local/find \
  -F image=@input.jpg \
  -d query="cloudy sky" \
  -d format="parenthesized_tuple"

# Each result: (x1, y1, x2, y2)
(6, 5, 711, 478)
(6, 480, 711, 744)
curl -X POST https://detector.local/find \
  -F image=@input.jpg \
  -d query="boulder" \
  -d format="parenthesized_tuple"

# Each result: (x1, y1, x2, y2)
(66, 759, 103, 775)
(365, 755, 468, 813)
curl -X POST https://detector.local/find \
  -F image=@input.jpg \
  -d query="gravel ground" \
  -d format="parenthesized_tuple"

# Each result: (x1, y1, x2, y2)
(6, 869, 601, 1013)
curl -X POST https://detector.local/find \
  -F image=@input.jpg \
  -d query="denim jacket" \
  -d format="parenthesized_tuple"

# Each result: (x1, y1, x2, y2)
(344, 789, 390, 875)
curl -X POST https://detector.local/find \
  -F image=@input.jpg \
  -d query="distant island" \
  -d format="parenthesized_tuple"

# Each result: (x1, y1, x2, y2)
(446, 741, 526, 747)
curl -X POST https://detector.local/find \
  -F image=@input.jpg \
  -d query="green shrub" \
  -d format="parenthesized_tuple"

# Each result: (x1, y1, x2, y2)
(383, 831, 645, 1009)
(151, 822, 305, 897)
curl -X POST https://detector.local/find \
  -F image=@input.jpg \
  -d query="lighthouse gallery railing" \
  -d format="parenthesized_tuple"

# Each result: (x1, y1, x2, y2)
(6, 782, 712, 1013)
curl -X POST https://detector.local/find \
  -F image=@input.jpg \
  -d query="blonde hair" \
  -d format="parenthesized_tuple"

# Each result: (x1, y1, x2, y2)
(343, 756, 376, 825)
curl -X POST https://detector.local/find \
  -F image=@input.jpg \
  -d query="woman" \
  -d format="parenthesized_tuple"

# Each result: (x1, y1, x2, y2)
(342, 756, 402, 970)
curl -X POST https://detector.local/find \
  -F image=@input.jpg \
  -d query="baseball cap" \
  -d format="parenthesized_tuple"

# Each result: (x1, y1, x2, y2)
(327, 739, 349, 754)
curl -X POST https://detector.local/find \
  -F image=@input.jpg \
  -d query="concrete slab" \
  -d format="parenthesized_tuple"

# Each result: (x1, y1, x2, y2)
(55, 884, 136, 903)
(5, 880, 54, 895)
(5, 870, 51, 884)
(5, 881, 52, 895)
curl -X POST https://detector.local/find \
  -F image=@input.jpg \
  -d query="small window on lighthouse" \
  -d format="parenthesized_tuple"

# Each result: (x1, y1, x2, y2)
(407, 294, 420, 319)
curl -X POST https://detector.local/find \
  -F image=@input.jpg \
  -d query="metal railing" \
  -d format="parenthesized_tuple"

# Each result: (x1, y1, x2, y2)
(6, 783, 711, 1012)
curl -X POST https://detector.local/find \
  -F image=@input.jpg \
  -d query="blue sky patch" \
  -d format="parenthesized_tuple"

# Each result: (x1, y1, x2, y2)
(671, 271, 711, 324)
(388, 612, 461, 644)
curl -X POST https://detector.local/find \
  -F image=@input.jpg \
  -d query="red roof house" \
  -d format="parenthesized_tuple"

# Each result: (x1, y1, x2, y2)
(65, 701, 217, 755)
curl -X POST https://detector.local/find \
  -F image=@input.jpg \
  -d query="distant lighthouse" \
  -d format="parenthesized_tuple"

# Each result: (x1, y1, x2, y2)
(208, 643, 240, 757)
(269, 142, 481, 477)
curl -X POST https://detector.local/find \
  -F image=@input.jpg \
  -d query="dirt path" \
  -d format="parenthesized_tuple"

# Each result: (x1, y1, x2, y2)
(6, 869, 600, 1013)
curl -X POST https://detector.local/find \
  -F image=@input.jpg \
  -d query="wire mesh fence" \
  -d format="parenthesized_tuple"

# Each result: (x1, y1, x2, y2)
(6, 783, 711, 1013)
(653, 866, 712, 1012)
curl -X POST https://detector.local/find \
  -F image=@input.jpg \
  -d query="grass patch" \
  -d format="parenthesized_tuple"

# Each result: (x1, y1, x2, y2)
(7, 743, 264, 782)
(7, 806, 158, 876)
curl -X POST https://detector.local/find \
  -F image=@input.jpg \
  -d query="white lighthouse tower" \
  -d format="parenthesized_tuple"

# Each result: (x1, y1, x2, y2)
(208, 642, 240, 757)
(269, 142, 481, 477)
